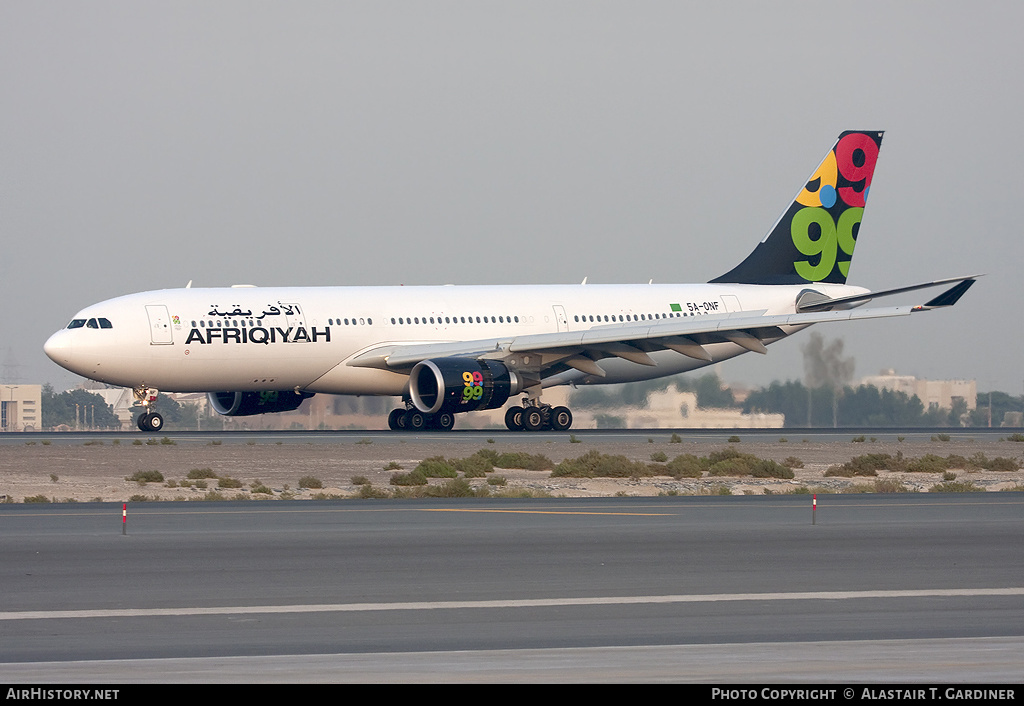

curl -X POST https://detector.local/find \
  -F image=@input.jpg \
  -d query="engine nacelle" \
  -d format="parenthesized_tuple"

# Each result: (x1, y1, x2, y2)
(409, 358, 521, 415)
(208, 390, 314, 417)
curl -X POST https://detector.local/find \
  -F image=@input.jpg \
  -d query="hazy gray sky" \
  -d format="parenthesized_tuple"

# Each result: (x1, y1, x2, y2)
(3, 2, 1021, 394)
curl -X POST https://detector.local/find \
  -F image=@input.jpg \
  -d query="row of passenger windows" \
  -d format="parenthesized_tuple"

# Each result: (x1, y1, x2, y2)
(329, 318, 372, 326)
(192, 320, 266, 328)
(67, 318, 112, 329)
(574, 312, 690, 323)
(389, 315, 518, 325)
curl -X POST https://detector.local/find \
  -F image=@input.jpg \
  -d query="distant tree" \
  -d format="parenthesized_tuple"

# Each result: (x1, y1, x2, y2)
(837, 385, 927, 426)
(968, 391, 1024, 427)
(41, 385, 120, 429)
(679, 374, 736, 409)
(744, 380, 833, 427)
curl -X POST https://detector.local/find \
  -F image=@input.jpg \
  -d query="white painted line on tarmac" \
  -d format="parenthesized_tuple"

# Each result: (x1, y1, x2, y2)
(4, 587, 1023, 621)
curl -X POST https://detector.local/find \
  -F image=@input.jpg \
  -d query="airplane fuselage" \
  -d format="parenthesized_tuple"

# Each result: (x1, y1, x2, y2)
(43, 281, 859, 395)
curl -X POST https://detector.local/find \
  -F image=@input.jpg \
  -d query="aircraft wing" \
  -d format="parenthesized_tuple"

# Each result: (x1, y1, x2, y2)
(349, 277, 976, 377)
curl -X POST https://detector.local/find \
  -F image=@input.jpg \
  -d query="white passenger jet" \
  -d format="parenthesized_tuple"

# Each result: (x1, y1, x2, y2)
(45, 131, 975, 432)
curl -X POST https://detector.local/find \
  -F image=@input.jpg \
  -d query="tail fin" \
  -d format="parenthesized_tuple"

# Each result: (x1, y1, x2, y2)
(711, 130, 884, 285)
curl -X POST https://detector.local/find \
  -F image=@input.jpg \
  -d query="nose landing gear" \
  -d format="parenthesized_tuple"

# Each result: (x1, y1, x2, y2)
(133, 386, 164, 432)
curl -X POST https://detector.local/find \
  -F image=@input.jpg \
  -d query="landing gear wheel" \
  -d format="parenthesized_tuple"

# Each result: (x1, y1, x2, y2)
(433, 412, 456, 431)
(522, 407, 544, 431)
(504, 406, 524, 431)
(404, 410, 428, 431)
(550, 406, 573, 431)
(388, 408, 406, 431)
(136, 412, 164, 432)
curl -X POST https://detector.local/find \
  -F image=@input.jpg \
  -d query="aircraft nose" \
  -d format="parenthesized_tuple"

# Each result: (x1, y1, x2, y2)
(43, 330, 72, 365)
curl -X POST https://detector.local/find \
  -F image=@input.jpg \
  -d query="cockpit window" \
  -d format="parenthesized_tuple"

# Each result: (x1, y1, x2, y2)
(67, 318, 112, 329)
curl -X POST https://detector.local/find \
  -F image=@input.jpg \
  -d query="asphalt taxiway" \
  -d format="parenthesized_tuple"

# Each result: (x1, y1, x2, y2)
(1, 494, 1022, 681)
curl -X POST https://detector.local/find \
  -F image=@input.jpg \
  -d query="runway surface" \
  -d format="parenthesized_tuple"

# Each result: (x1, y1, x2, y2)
(3, 426, 1022, 446)
(1, 494, 1022, 682)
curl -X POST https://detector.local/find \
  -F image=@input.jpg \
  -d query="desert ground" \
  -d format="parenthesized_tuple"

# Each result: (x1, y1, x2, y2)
(3, 433, 1024, 503)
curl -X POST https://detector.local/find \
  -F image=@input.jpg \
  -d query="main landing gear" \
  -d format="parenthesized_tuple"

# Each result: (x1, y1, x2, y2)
(388, 406, 456, 432)
(504, 401, 573, 432)
(386, 398, 574, 433)
(133, 386, 164, 432)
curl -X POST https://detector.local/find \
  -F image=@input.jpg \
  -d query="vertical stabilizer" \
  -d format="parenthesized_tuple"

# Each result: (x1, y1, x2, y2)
(711, 130, 884, 285)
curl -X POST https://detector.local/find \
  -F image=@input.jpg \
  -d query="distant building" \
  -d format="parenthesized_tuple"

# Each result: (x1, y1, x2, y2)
(859, 370, 976, 411)
(567, 388, 784, 429)
(82, 387, 137, 429)
(1, 384, 42, 431)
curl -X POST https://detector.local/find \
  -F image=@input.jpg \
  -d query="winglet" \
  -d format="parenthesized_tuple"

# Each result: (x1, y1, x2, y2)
(918, 278, 977, 309)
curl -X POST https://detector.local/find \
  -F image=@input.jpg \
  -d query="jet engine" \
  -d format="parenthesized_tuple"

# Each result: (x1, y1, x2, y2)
(208, 390, 314, 417)
(409, 358, 521, 415)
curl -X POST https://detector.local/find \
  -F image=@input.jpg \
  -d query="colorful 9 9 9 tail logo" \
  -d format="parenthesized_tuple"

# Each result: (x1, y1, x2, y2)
(790, 131, 881, 282)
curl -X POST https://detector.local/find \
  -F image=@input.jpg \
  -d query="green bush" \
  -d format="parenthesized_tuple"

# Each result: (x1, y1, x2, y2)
(452, 453, 493, 477)
(415, 456, 459, 478)
(873, 479, 910, 493)
(906, 454, 950, 473)
(424, 478, 476, 498)
(186, 468, 218, 479)
(929, 480, 983, 493)
(298, 476, 323, 489)
(358, 484, 390, 499)
(665, 454, 704, 478)
(491, 451, 553, 470)
(126, 470, 165, 483)
(390, 469, 428, 486)
(551, 450, 652, 478)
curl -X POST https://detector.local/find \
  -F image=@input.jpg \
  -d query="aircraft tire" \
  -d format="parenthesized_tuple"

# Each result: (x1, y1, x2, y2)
(136, 413, 151, 432)
(405, 410, 428, 431)
(504, 406, 523, 431)
(433, 412, 456, 431)
(388, 408, 406, 431)
(550, 406, 573, 431)
(522, 407, 544, 431)
(148, 413, 164, 432)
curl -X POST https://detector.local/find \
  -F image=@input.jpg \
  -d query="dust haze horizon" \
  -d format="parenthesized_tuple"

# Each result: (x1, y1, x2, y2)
(3, 3, 1021, 396)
